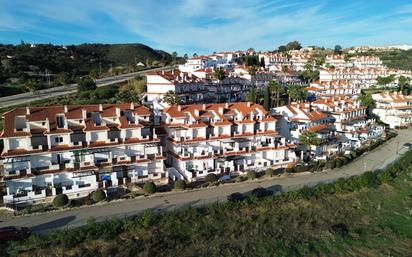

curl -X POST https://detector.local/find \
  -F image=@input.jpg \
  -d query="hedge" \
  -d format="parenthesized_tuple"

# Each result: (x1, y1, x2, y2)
(247, 171, 257, 180)
(143, 182, 157, 194)
(204, 173, 218, 183)
(174, 180, 186, 190)
(53, 194, 69, 207)
(92, 190, 106, 202)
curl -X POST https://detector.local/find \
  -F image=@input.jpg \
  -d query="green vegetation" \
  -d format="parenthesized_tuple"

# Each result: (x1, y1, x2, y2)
(6, 151, 412, 257)
(52, 194, 69, 207)
(246, 171, 257, 180)
(174, 180, 186, 190)
(204, 173, 218, 183)
(0, 43, 174, 97)
(348, 49, 412, 71)
(143, 182, 156, 195)
(163, 90, 179, 105)
(91, 190, 106, 202)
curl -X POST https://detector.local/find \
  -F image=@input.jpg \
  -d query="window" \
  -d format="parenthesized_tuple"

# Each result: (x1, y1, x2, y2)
(56, 116, 64, 128)
(55, 137, 63, 143)
(42, 122, 46, 126)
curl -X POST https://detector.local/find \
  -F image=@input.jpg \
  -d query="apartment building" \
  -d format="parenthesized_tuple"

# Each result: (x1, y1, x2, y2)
(289, 53, 312, 71)
(311, 97, 384, 147)
(0, 103, 165, 205)
(305, 80, 363, 99)
(179, 54, 234, 73)
(273, 103, 340, 159)
(325, 55, 353, 68)
(161, 102, 297, 181)
(372, 92, 412, 128)
(258, 53, 289, 68)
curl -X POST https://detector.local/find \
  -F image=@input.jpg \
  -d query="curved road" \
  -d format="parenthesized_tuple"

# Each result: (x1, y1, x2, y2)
(0, 65, 177, 108)
(0, 128, 410, 233)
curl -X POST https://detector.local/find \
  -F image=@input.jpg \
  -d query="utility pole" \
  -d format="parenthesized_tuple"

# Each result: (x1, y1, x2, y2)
(45, 68, 51, 95)
(99, 62, 102, 76)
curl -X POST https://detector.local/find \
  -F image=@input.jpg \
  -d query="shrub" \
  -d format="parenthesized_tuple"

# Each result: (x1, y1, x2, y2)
(285, 167, 294, 173)
(335, 158, 343, 168)
(204, 173, 218, 183)
(293, 166, 306, 173)
(265, 168, 275, 177)
(350, 151, 357, 159)
(143, 182, 157, 194)
(247, 171, 257, 180)
(327, 159, 336, 169)
(53, 194, 69, 207)
(77, 76, 96, 91)
(174, 180, 186, 190)
(92, 189, 106, 202)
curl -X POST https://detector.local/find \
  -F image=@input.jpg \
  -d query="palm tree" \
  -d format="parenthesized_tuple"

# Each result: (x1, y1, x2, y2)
(299, 130, 321, 160)
(163, 90, 178, 105)
(269, 80, 283, 107)
(287, 84, 307, 104)
(213, 67, 226, 102)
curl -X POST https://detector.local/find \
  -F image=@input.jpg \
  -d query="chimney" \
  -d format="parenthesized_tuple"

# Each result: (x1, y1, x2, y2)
(130, 102, 135, 110)
(177, 105, 181, 111)
(99, 104, 103, 112)
(115, 107, 121, 117)
(218, 106, 223, 114)
(25, 107, 30, 115)
(64, 105, 68, 113)
(247, 102, 251, 107)
(82, 108, 87, 118)
(202, 104, 206, 110)
(194, 109, 199, 116)
(225, 103, 229, 108)
(162, 70, 165, 75)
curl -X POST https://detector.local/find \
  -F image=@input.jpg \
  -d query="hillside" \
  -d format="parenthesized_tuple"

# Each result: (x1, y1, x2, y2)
(0, 43, 173, 97)
(347, 49, 412, 71)
(4, 151, 412, 257)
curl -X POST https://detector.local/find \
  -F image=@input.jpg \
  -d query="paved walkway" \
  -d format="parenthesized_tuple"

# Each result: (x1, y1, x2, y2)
(0, 128, 410, 233)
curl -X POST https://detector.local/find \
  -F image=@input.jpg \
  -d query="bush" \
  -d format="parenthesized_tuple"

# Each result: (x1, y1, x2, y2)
(53, 194, 69, 207)
(247, 171, 257, 180)
(285, 167, 294, 173)
(143, 182, 157, 194)
(327, 159, 336, 169)
(204, 173, 218, 183)
(77, 76, 96, 91)
(265, 168, 275, 177)
(335, 158, 343, 168)
(174, 180, 186, 190)
(92, 189, 106, 202)
(293, 166, 306, 173)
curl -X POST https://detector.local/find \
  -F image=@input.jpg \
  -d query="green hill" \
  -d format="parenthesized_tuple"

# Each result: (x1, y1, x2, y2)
(0, 43, 173, 97)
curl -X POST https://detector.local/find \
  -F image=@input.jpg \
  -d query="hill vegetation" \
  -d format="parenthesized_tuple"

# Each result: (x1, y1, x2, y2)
(347, 49, 412, 71)
(4, 151, 412, 257)
(0, 43, 174, 97)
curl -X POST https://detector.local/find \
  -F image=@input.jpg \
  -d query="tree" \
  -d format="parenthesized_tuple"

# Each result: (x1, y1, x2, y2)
(143, 182, 156, 194)
(183, 53, 188, 59)
(299, 130, 321, 159)
(286, 41, 302, 51)
(398, 75, 410, 94)
(287, 84, 307, 104)
(24, 79, 40, 94)
(265, 168, 275, 177)
(281, 65, 289, 73)
(192, 53, 198, 58)
(78, 76, 96, 91)
(92, 189, 106, 202)
(358, 93, 375, 115)
(53, 194, 69, 207)
(260, 57, 265, 67)
(278, 45, 287, 52)
(172, 52, 177, 64)
(376, 75, 395, 87)
(248, 65, 257, 87)
(213, 67, 226, 101)
(163, 90, 179, 105)
(174, 180, 186, 190)
(269, 80, 284, 107)
(55, 72, 69, 86)
(204, 173, 218, 183)
(247, 87, 257, 103)
(263, 85, 271, 111)
(334, 45, 343, 54)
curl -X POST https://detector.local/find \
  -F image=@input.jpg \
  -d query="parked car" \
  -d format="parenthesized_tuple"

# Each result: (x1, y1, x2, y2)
(227, 192, 245, 202)
(402, 143, 412, 149)
(0, 226, 30, 241)
(251, 187, 273, 198)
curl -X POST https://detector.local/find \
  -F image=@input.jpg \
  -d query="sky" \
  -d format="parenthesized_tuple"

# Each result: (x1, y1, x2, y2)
(0, 0, 411, 55)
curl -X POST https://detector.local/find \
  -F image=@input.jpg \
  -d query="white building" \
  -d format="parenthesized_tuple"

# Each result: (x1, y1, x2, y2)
(161, 102, 297, 181)
(372, 92, 412, 128)
(0, 104, 166, 205)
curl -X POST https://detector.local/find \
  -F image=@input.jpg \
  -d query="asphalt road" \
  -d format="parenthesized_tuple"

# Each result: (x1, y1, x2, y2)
(0, 65, 176, 108)
(0, 128, 411, 233)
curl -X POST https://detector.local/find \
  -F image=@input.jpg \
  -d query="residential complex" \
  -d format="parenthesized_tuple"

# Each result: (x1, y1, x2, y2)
(0, 104, 166, 204)
(372, 92, 412, 128)
(161, 102, 297, 181)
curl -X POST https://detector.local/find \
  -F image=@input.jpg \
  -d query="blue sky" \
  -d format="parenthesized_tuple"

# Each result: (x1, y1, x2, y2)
(0, 0, 411, 55)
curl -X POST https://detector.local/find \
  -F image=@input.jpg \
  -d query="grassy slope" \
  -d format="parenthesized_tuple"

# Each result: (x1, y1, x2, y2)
(5, 156, 412, 257)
